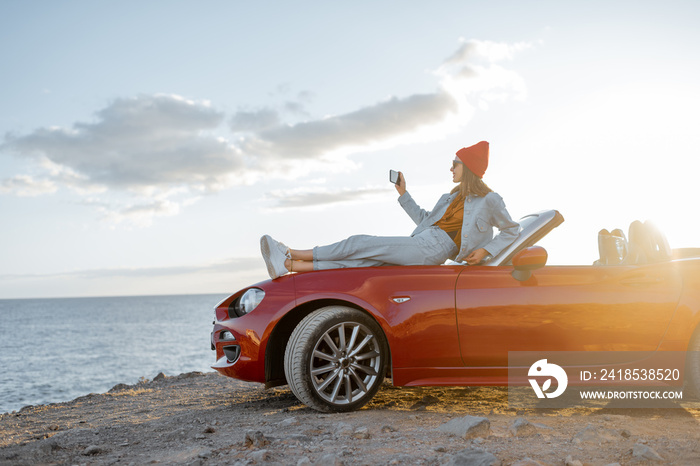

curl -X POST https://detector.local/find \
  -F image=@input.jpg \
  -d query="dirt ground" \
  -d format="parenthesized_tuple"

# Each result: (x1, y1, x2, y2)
(1, 372, 699, 465)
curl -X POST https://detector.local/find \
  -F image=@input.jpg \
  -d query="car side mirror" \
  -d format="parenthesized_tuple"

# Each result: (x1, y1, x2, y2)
(512, 246, 548, 282)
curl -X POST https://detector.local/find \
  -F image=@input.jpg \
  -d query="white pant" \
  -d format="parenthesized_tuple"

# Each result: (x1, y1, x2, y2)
(312, 227, 457, 270)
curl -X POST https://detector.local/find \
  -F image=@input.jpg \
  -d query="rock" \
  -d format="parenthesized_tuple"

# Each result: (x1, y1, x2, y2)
(446, 448, 501, 466)
(203, 426, 216, 434)
(82, 445, 105, 456)
(572, 424, 620, 444)
(153, 372, 166, 382)
(335, 422, 354, 436)
(389, 454, 416, 464)
(381, 425, 397, 433)
(284, 434, 312, 443)
(565, 455, 583, 466)
(509, 418, 538, 437)
(244, 430, 270, 448)
(620, 429, 632, 438)
(632, 444, 664, 462)
(603, 414, 630, 421)
(511, 459, 546, 466)
(297, 457, 312, 466)
(279, 417, 299, 427)
(411, 394, 440, 409)
(352, 427, 371, 439)
(438, 415, 491, 439)
(32, 438, 61, 456)
(249, 449, 272, 462)
(109, 383, 131, 392)
(530, 422, 554, 431)
(197, 449, 212, 459)
(316, 453, 344, 465)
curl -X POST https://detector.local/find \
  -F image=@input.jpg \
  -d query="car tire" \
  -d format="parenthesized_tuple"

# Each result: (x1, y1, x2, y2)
(686, 328, 700, 400)
(284, 306, 388, 412)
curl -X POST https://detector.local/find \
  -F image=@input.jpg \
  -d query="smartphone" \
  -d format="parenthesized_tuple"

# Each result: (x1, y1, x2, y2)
(389, 170, 400, 185)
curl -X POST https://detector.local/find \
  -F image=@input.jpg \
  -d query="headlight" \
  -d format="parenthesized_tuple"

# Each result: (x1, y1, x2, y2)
(233, 288, 265, 317)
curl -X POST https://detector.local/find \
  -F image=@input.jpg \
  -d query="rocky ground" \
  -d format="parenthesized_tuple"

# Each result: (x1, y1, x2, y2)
(1, 372, 699, 465)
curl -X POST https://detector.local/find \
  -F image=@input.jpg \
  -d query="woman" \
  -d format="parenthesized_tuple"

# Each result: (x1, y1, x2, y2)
(261, 141, 520, 279)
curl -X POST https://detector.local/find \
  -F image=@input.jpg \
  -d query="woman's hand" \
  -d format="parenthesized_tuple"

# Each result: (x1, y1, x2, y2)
(395, 171, 406, 196)
(466, 248, 489, 265)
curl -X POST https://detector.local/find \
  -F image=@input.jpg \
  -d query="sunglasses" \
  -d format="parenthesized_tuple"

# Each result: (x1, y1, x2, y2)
(452, 160, 463, 169)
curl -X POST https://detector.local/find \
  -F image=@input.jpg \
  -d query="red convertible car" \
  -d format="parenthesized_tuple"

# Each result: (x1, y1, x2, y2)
(210, 210, 700, 412)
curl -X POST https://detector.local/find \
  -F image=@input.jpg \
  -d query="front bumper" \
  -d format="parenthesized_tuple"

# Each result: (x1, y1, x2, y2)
(211, 320, 265, 383)
(209, 276, 297, 384)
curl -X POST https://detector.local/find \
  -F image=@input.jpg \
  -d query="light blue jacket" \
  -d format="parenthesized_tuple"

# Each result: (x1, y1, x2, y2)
(398, 190, 520, 262)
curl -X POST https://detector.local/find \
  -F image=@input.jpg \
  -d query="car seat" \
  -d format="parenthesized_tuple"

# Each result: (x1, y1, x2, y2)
(594, 228, 628, 265)
(622, 220, 671, 265)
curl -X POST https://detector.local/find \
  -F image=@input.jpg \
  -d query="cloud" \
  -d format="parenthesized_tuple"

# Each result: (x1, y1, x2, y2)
(100, 198, 182, 227)
(235, 39, 530, 163)
(442, 39, 532, 65)
(0, 175, 56, 196)
(1, 39, 530, 223)
(230, 108, 281, 132)
(229, 89, 312, 134)
(240, 92, 458, 161)
(2, 94, 242, 192)
(1, 94, 243, 225)
(265, 186, 393, 209)
(435, 39, 529, 108)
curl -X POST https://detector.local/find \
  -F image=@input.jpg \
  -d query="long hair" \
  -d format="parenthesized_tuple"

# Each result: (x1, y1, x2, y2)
(450, 166, 493, 198)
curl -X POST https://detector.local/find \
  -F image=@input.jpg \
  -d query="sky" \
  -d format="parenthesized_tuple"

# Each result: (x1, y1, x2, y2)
(1, 1, 699, 299)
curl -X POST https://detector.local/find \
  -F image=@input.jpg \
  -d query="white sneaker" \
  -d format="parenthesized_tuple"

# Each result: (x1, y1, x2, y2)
(260, 235, 290, 279)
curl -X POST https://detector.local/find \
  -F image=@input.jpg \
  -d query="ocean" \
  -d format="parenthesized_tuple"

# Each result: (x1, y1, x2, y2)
(0, 293, 228, 414)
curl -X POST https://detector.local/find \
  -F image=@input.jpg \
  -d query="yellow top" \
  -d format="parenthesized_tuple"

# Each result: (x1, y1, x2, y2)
(434, 194, 464, 249)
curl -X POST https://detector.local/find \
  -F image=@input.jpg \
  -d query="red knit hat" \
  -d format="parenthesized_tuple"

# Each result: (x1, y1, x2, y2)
(456, 141, 489, 178)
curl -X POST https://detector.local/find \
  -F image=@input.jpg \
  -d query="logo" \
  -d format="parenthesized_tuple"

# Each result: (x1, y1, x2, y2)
(528, 359, 568, 398)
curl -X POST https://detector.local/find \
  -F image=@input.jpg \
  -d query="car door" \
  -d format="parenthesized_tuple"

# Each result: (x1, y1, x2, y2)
(455, 262, 683, 367)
